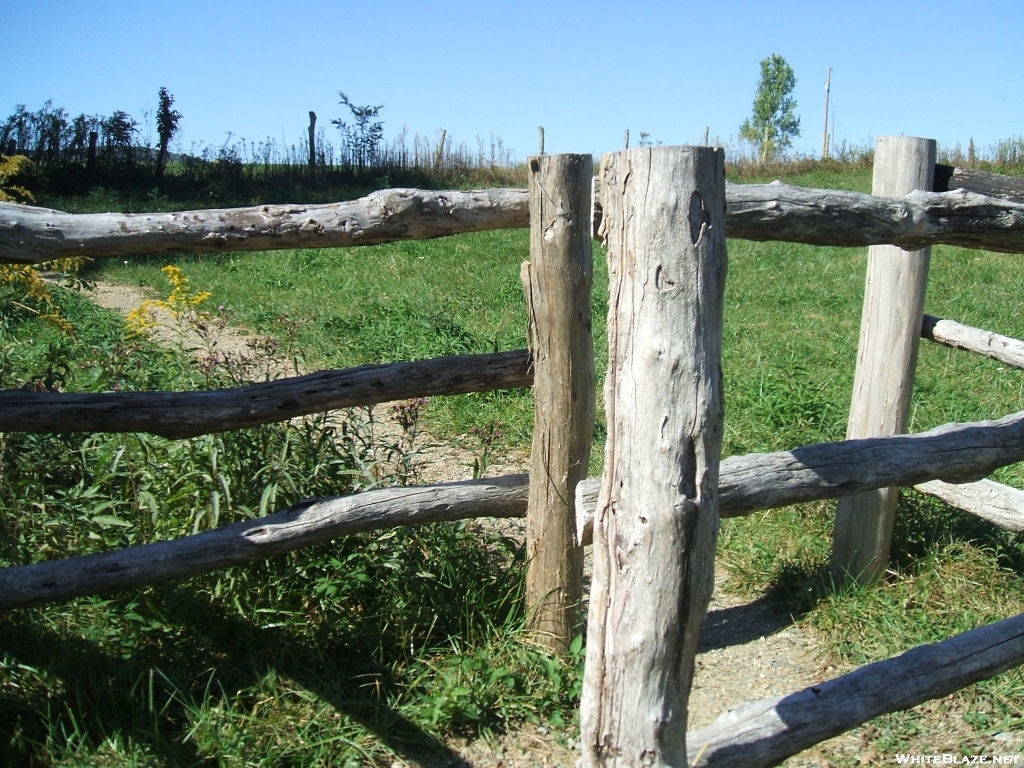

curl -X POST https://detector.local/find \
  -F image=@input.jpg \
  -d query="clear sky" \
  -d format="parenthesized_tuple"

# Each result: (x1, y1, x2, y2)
(5, 0, 1023, 162)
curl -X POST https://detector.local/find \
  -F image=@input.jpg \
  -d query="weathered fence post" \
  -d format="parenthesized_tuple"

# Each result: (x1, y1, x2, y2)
(580, 146, 727, 765)
(832, 135, 936, 586)
(87, 131, 98, 171)
(522, 153, 596, 653)
(307, 111, 317, 171)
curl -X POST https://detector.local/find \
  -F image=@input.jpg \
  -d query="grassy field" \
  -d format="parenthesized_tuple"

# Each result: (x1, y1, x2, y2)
(3, 160, 1024, 763)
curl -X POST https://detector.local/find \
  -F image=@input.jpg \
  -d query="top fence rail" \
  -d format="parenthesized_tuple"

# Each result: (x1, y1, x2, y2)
(3, 165, 1024, 264)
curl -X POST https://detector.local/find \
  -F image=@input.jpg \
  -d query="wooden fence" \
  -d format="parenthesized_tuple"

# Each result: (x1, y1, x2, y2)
(3, 140, 1024, 765)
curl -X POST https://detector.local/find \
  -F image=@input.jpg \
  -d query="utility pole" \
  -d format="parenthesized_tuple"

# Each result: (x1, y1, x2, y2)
(822, 67, 832, 159)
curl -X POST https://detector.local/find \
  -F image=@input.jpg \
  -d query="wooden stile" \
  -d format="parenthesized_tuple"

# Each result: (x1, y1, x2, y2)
(580, 146, 727, 766)
(522, 153, 595, 653)
(832, 136, 936, 586)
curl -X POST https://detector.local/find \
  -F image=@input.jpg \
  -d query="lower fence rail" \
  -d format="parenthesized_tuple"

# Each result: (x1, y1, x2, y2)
(5, 409, 1024, 610)
(0, 350, 532, 438)
(576, 408, 1024, 544)
(922, 314, 1024, 371)
(0, 474, 529, 609)
(916, 478, 1024, 533)
(687, 609, 1024, 767)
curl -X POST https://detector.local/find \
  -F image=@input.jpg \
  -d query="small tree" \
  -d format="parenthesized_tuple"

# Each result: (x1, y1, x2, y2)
(740, 54, 800, 163)
(332, 91, 384, 170)
(155, 87, 182, 181)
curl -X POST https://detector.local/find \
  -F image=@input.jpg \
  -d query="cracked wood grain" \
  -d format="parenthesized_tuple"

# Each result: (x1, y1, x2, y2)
(580, 146, 727, 767)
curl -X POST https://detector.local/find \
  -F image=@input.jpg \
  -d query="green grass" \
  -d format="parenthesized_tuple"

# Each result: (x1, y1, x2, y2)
(83, 227, 599, 453)
(0, 291, 583, 766)
(9, 159, 1024, 762)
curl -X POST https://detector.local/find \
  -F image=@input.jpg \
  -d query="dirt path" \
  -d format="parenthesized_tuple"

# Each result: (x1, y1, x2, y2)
(85, 281, 835, 767)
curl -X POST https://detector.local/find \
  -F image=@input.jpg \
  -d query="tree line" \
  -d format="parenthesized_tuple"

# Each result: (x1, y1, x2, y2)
(0, 89, 524, 204)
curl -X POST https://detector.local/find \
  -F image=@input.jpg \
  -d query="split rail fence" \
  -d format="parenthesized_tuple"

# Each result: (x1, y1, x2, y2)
(3, 139, 1024, 765)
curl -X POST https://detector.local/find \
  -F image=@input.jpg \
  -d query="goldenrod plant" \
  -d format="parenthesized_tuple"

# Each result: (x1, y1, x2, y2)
(125, 265, 211, 338)
(0, 156, 82, 334)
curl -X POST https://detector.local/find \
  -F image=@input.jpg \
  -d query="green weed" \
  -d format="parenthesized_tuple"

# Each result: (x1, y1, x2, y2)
(0, 283, 581, 765)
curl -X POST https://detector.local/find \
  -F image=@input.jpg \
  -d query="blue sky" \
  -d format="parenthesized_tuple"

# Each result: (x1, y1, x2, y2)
(5, 0, 1023, 162)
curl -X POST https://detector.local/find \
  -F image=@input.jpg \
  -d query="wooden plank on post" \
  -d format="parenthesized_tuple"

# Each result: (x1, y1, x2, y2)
(580, 146, 727, 765)
(522, 153, 596, 653)
(832, 135, 937, 586)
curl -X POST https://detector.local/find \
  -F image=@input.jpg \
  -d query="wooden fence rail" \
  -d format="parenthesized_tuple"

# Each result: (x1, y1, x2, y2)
(7, 406, 1024, 611)
(575, 406, 1024, 544)
(922, 314, 1024, 370)
(2, 310, 1018, 442)
(0, 475, 529, 609)
(7, 179, 1024, 265)
(0, 188, 530, 264)
(934, 163, 1024, 203)
(686, 609, 1024, 767)
(0, 350, 532, 438)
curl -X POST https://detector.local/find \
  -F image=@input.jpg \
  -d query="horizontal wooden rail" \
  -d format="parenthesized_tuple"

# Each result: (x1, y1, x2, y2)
(0, 187, 530, 264)
(922, 314, 1024, 370)
(686, 609, 1024, 767)
(577, 408, 1024, 544)
(916, 478, 1024, 532)
(0, 350, 532, 439)
(6, 183, 1024, 265)
(0, 475, 530, 609)
(935, 164, 1024, 204)
(725, 183, 1024, 254)
(8, 409, 1024, 609)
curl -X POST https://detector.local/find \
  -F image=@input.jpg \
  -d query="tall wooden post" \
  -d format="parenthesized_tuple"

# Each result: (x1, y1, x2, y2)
(832, 136, 936, 586)
(522, 153, 596, 653)
(307, 111, 317, 171)
(580, 146, 727, 765)
(87, 131, 98, 171)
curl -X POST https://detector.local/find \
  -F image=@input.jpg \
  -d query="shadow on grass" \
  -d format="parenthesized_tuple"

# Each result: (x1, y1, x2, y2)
(744, 489, 1024, 623)
(0, 586, 466, 766)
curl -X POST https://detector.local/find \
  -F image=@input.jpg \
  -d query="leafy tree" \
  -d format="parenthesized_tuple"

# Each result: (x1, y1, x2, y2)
(332, 91, 384, 170)
(154, 87, 182, 181)
(740, 54, 800, 162)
